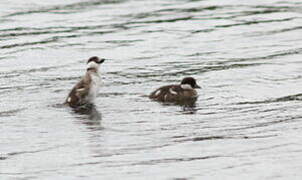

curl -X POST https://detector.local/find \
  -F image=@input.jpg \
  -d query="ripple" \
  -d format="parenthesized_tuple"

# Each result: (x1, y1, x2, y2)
(0, 108, 25, 117)
(4, 0, 127, 17)
(238, 93, 302, 105)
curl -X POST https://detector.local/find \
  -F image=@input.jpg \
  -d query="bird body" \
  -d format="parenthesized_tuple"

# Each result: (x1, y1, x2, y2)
(149, 77, 200, 103)
(65, 56, 105, 108)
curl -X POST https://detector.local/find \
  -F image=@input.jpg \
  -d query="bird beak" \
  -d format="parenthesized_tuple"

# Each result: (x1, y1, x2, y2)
(195, 84, 201, 89)
(98, 58, 105, 64)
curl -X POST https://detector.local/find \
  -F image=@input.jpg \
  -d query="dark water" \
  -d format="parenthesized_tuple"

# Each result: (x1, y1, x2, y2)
(1, 0, 302, 179)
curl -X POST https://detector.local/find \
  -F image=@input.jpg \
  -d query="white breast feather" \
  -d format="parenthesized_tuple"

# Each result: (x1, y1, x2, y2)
(86, 73, 101, 103)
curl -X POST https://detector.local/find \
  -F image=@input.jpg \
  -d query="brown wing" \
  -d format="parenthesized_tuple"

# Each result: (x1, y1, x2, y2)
(65, 73, 92, 107)
(149, 85, 180, 102)
(166, 85, 184, 101)
(149, 85, 197, 103)
(149, 85, 168, 100)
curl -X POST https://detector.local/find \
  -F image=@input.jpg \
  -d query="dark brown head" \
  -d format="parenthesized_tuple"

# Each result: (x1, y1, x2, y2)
(86, 56, 105, 71)
(181, 77, 200, 89)
(87, 56, 105, 64)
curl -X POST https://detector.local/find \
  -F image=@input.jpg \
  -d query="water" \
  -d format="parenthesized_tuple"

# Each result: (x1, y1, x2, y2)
(1, 0, 302, 179)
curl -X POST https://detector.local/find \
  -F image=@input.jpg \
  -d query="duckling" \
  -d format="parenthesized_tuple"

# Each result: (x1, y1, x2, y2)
(65, 56, 105, 108)
(149, 77, 200, 103)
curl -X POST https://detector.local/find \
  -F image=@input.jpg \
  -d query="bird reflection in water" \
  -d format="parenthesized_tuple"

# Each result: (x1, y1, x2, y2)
(72, 104, 102, 130)
(179, 99, 198, 114)
(162, 98, 198, 114)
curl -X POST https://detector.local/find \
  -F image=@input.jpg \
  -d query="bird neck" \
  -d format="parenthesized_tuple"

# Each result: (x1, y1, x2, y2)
(87, 67, 98, 73)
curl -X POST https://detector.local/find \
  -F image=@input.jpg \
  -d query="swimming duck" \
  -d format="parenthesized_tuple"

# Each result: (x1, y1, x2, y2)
(149, 77, 200, 103)
(65, 56, 105, 108)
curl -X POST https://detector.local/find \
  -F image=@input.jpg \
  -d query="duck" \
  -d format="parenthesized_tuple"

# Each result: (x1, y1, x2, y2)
(149, 77, 200, 103)
(65, 56, 105, 108)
